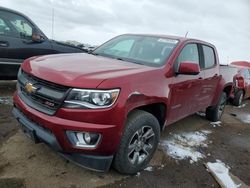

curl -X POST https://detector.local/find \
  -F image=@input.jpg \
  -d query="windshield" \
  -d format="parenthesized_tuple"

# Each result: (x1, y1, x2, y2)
(93, 35, 179, 67)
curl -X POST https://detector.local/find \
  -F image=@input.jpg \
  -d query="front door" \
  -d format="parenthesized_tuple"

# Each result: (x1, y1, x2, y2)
(167, 43, 204, 123)
(0, 9, 54, 78)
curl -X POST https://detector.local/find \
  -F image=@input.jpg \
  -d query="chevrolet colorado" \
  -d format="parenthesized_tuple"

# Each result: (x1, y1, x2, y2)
(12, 34, 233, 174)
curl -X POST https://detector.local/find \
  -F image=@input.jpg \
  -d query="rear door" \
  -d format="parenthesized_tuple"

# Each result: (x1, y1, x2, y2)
(199, 44, 219, 107)
(168, 43, 205, 123)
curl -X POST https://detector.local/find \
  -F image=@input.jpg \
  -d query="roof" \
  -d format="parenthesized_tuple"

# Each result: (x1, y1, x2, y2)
(230, 61, 250, 69)
(124, 33, 214, 46)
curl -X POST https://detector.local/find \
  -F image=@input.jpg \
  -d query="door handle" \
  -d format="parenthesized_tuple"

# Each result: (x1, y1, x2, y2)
(0, 41, 9, 47)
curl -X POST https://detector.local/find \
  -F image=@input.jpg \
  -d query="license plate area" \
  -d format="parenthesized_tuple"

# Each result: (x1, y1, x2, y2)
(19, 122, 40, 144)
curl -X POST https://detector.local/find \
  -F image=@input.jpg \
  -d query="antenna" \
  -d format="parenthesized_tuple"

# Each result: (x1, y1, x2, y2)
(51, 0, 54, 40)
(185, 31, 189, 38)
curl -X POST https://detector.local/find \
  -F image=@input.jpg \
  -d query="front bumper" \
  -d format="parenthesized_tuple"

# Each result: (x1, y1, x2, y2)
(12, 107, 113, 172)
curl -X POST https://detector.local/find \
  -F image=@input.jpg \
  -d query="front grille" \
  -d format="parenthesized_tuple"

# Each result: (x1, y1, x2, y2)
(22, 71, 68, 92)
(18, 70, 69, 115)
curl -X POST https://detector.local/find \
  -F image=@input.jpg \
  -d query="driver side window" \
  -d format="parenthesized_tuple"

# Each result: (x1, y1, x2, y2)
(10, 18, 32, 39)
(177, 44, 199, 64)
(1, 10, 33, 40)
(175, 44, 199, 72)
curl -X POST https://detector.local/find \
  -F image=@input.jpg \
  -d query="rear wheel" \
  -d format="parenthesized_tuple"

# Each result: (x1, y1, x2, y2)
(206, 92, 227, 122)
(233, 90, 244, 106)
(113, 110, 160, 175)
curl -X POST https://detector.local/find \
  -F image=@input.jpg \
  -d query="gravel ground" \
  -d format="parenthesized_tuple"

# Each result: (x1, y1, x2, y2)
(0, 81, 249, 188)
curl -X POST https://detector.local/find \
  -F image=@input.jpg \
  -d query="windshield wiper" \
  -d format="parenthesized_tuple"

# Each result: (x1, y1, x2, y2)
(115, 57, 143, 65)
(89, 51, 99, 56)
(116, 57, 125, 61)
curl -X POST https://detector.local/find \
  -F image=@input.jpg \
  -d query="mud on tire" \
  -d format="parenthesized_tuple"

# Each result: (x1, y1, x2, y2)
(233, 90, 244, 107)
(206, 92, 227, 122)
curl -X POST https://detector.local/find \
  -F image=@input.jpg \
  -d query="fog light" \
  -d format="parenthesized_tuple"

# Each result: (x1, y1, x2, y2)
(67, 131, 101, 148)
(84, 132, 91, 144)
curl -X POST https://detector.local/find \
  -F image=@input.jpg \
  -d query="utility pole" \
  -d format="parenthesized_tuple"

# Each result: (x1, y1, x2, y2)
(51, 0, 54, 40)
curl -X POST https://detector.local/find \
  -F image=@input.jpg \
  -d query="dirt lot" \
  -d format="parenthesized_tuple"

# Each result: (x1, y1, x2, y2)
(0, 81, 250, 188)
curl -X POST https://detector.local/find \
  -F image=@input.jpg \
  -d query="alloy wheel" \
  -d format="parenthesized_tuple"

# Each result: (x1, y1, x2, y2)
(127, 126, 155, 165)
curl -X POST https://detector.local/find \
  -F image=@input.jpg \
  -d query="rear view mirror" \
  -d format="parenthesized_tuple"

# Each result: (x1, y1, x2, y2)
(177, 61, 200, 75)
(32, 28, 44, 43)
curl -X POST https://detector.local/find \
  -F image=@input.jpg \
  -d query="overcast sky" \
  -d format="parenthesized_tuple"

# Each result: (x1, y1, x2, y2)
(1, 0, 250, 64)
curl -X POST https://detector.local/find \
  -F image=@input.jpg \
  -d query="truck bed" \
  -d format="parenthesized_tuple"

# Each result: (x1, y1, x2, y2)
(220, 65, 238, 84)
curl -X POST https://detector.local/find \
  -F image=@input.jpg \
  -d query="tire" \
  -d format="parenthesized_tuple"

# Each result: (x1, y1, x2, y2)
(233, 90, 244, 106)
(113, 110, 160, 175)
(206, 92, 227, 122)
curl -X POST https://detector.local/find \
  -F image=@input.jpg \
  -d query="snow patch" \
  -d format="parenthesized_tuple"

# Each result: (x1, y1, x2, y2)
(235, 103, 246, 108)
(0, 97, 13, 105)
(210, 121, 222, 127)
(196, 111, 206, 117)
(206, 160, 241, 188)
(144, 166, 153, 172)
(231, 113, 250, 124)
(161, 130, 211, 163)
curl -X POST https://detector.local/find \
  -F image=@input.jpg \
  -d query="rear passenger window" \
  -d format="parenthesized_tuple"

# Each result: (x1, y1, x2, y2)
(202, 45, 216, 69)
(240, 69, 250, 79)
(177, 44, 199, 65)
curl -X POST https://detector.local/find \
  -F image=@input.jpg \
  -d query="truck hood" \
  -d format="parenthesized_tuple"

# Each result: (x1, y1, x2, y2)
(21, 53, 153, 88)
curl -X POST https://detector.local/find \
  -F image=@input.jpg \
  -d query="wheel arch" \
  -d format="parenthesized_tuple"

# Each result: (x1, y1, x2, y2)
(223, 84, 233, 98)
(127, 103, 167, 131)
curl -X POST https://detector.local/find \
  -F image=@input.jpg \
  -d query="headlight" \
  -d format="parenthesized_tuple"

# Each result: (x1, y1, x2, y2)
(64, 89, 120, 109)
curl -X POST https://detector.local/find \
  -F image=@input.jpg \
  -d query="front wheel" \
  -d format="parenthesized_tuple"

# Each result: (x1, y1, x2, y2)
(113, 110, 160, 175)
(206, 92, 227, 122)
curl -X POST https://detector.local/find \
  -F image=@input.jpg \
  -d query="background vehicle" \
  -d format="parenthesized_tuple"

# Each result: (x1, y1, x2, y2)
(219, 65, 238, 99)
(230, 61, 250, 106)
(0, 7, 86, 80)
(13, 34, 234, 174)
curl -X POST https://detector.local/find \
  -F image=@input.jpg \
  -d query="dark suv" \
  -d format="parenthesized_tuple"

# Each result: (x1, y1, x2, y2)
(0, 7, 85, 80)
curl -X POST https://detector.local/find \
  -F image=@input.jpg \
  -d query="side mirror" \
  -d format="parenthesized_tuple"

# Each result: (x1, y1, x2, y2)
(177, 61, 200, 75)
(31, 28, 44, 43)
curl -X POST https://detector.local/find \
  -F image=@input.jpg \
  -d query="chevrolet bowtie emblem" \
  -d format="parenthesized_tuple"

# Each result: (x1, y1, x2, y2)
(24, 83, 37, 94)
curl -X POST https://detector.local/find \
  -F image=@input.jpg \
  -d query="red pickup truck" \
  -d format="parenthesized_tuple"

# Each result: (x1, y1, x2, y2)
(230, 61, 250, 106)
(12, 34, 233, 174)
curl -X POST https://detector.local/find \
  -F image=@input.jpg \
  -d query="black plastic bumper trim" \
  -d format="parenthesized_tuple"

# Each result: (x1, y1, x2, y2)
(12, 107, 113, 172)
(12, 107, 62, 151)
